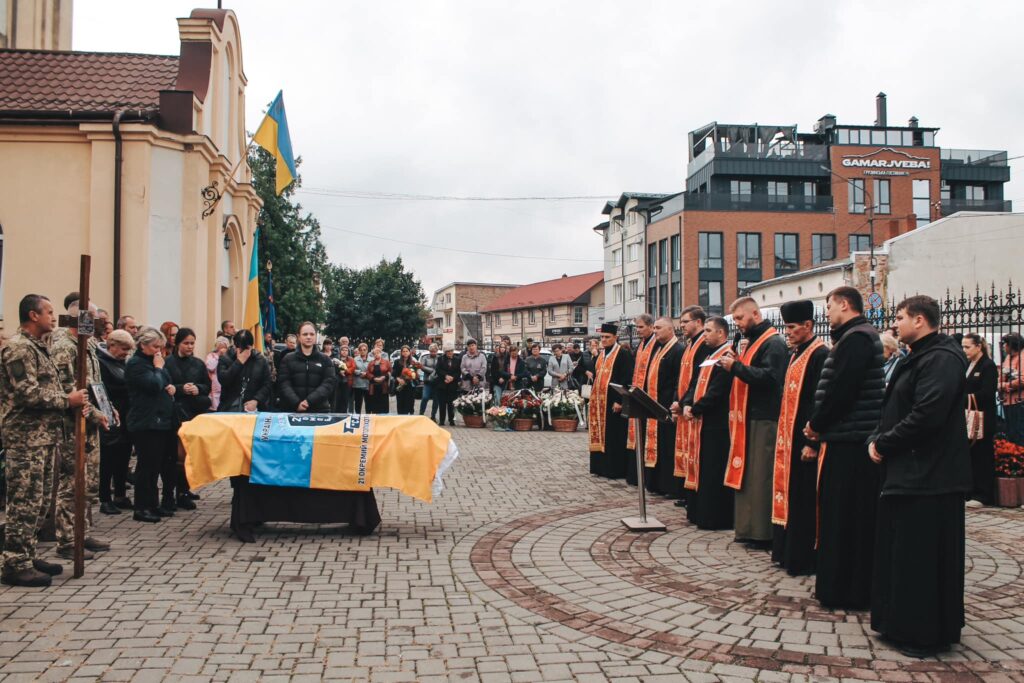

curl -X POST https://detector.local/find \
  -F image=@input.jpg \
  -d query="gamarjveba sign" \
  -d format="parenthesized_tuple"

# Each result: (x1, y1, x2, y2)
(841, 148, 931, 170)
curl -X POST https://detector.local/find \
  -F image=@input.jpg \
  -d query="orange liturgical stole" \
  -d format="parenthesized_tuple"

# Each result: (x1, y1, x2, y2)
(626, 335, 657, 449)
(674, 334, 706, 477)
(682, 343, 731, 491)
(643, 338, 679, 467)
(724, 327, 779, 490)
(588, 344, 621, 453)
(770, 337, 824, 526)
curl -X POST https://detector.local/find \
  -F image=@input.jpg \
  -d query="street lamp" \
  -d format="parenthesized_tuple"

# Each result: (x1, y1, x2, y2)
(820, 165, 876, 293)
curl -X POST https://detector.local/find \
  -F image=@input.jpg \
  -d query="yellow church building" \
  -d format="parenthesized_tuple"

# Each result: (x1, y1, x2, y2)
(0, 3, 261, 346)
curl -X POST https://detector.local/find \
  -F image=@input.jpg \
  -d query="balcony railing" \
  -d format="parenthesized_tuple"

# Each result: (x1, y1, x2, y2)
(688, 141, 829, 177)
(683, 192, 834, 213)
(940, 149, 1008, 167)
(940, 198, 1013, 215)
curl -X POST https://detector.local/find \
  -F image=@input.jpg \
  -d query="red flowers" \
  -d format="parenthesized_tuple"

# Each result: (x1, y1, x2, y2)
(995, 437, 1024, 478)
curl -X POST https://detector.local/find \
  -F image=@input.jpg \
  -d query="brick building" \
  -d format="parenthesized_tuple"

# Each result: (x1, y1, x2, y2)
(620, 94, 1011, 316)
(480, 271, 604, 347)
(427, 282, 519, 348)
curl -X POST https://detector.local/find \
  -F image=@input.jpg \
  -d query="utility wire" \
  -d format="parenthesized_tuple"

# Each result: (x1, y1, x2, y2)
(298, 187, 612, 202)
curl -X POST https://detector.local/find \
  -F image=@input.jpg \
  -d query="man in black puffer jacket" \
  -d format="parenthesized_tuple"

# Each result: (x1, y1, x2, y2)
(868, 295, 970, 656)
(805, 285, 884, 610)
(276, 323, 336, 413)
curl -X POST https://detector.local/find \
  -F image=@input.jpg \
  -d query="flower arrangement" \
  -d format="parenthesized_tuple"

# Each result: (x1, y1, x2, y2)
(995, 436, 1024, 478)
(501, 389, 542, 418)
(401, 367, 417, 382)
(486, 406, 516, 430)
(542, 389, 585, 420)
(454, 389, 492, 416)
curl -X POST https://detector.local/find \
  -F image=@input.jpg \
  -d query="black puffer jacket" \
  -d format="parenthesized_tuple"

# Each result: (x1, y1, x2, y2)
(165, 353, 212, 421)
(125, 350, 176, 432)
(810, 316, 885, 443)
(217, 349, 273, 412)
(277, 347, 336, 412)
(97, 346, 130, 445)
(870, 333, 971, 496)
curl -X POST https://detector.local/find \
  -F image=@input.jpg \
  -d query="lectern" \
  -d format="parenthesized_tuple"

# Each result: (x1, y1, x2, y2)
(609, 383, 673, 531)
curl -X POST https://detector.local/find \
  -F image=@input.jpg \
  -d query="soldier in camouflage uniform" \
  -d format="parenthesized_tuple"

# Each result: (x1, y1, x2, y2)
(1, 294, 88, 587)
(50, 300, 112, 559)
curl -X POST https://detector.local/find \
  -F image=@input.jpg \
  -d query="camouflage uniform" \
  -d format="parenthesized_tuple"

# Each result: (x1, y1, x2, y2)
(50, 328, 103, 548)
(0, 331, 68, 575)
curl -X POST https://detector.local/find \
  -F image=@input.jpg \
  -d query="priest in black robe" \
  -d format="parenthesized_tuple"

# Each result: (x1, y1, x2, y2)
(643, 317, 684, 496)
(805, 286, 884, 610)
(771, 300, 828, 577)
(678, 316, 734, 530)
(869, 296, 970, 657)
(588, 323, 634, 479)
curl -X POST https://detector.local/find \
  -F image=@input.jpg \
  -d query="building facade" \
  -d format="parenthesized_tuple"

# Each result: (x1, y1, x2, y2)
(0, 0, 72, 50)
(624, 94, 1011, 316)
(0, 8, 261, 346)
(427, 281, 519, 348)
(480, 271, 604, 347)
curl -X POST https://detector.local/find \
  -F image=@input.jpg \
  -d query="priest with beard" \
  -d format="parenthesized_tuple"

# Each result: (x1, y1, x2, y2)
(625, 314, 657, 486)
(671, 306, 711, 508)
(771, 300, 828, 577)
(677, 316, 734, 529)
(588, 323, 634, 479)
(641, 317, 684, 496)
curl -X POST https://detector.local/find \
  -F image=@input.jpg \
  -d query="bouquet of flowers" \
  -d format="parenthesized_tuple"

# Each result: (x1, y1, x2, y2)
(501, 389, 542, 418)
(995, 436, 1024, 477)
(401, 367, 417, 382)
(453, 389, 492, 416)
(486, 405, 516, 430)
(543, 389, 585, 420)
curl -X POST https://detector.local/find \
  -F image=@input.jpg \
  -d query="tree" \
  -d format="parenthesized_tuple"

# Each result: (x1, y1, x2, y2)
(249, 147, 328, 336)
(325, 257, 428, 348)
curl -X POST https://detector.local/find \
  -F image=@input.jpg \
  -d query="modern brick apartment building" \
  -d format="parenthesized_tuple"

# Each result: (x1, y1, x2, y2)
(427, 282, 520, 348)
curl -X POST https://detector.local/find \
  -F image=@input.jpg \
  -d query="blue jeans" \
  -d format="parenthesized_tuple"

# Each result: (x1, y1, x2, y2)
(419, 383, 435, 416)
(493, 385, 504, 407)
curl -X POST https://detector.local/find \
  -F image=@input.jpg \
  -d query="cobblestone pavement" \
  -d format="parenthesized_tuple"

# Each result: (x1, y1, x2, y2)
(1, 425, 1024, 682)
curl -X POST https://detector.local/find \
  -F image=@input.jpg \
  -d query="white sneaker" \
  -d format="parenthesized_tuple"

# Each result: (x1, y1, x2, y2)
(965, 500, 983, 508)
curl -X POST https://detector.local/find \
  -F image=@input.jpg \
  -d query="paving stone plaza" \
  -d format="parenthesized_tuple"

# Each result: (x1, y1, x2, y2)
(1, 427, 1023, 682)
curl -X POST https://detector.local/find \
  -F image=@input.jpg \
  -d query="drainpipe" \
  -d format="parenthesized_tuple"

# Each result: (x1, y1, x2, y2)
(112, 109, 126, 321)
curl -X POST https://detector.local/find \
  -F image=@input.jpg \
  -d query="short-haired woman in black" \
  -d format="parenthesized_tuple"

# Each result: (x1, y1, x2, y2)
(277, 321, 336, 412)
(962, 333, 998, 505)
(165, 327, 212, 509)
(125, 327, 177, 523)
(392, 345, 418, 415)
(217, 329, 273, 412)
(434, 345, 460, 426)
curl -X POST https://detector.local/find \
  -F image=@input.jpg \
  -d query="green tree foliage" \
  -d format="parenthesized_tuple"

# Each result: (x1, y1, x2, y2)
(325, 258, 428, 348)
(249, 148, 328, 336)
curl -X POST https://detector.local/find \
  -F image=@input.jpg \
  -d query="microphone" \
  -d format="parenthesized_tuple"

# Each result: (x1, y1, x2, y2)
(732, 332, 742, 352)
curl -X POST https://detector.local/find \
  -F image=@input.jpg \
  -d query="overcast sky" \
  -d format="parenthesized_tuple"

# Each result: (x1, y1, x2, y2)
(74, 1, 1024, 298)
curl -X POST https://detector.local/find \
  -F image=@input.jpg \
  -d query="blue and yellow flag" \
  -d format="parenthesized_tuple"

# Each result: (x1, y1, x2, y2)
(243, 228, 263, 352)
(253, 90, 297, 195)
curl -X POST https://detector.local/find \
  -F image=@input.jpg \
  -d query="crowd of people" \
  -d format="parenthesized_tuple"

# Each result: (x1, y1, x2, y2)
(586, 289, 1022, 657)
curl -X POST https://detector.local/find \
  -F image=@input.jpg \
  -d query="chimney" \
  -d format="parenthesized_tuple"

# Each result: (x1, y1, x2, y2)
(875, 92, 887, 127)
(908, 116, 919, 128)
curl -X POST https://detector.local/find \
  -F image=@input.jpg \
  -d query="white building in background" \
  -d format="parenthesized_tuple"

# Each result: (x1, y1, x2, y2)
(592, 192, 670, 326)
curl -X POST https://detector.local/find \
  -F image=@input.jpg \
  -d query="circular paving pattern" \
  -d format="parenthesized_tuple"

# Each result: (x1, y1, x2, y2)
(458, 496, 1024, 680)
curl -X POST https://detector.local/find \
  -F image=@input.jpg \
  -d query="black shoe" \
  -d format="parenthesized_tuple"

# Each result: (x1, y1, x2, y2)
(56, 545, 94, 560)
(674, 499, 687, 508)
(100, 502, 122, 515)
(113, 496, 133, 509)
(84, 537, 110, 552)
(32, 558, 63, 576)
(133, 510, 161, 523)
(186, 491, 200, 500)
(176, 496, 197, 511)
(448, 421, 456, 426)
(154, 507, 175, 518)
(1, 567, 52, 587)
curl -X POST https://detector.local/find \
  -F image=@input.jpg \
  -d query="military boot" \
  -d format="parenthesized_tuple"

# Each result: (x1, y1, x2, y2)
(1, 567, 52, 587)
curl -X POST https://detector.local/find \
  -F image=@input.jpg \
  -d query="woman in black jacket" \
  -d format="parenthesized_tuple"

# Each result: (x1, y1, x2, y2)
(277, 322, 336, 412)
(125, 327, 178, 523)
(962, 333, 998, 505)
(97, 330, 135, 515)
(217, 330, 272, 412)
(165, 328, 212, 509)
(391, 345, 419, 415)
(434, 346, 461, 426)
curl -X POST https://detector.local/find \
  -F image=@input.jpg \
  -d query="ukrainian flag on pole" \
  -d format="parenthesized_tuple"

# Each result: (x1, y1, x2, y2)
(253, 90, 297, 195)
(243, 228, 264, 352)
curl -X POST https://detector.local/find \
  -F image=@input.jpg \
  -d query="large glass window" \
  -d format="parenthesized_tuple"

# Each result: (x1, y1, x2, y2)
(648, 244, 657, 279)
(737, 233, 761, 269)
(768, 181, 788, 201)
(647, 286, 656, 314)
(671, 281, 681, 317)
(670, 235, 681, 272)
(698, 232, 723, 269)
(873, 179, 891, 214)
(573, 306, 584, 324)
(812, 234, 837, 265)
(627, 279, 640, 301)
(659, 284, 668, 316)
(698, 280, 724, 315)
(627, 242, 639, 262)
(966, 185, 986, 200)
(774, 233, 799, 274)
(848, 179, 866, 214)
(802, 182, 817, 197)
(659, 239, 668, 275)
(612, 248, 622, 267)
(730, 180, 752, 201)
(913, 179, 931, 225)
(849, 234, 871, 252)
(612, 284, 623, 305)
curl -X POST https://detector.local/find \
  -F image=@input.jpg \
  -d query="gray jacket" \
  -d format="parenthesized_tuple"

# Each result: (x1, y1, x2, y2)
(547, 354, 574, 390)
(353, 355, 371, 390)
(459, 351, 488, 392)
(420, 352, 439, 384)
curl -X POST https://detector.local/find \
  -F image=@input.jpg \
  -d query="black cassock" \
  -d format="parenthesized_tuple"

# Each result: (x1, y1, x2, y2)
(683, 352, 734, 530)
(772, 339, 828, 576)
(591, 346, 635, 479)
(644, 339, 684, 497)
(676, 334, 713, 506)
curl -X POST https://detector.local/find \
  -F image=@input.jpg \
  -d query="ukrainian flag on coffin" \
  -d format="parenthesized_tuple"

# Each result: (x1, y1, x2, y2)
(180, 414, 458, 503)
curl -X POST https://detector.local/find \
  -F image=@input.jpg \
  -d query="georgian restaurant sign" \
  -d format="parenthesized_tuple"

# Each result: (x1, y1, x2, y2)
(841, 148, 931, 176)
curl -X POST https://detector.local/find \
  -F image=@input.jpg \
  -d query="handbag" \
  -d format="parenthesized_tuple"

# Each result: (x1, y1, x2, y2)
(966, 393, 984, 443)
(581, 381, 592, 400)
